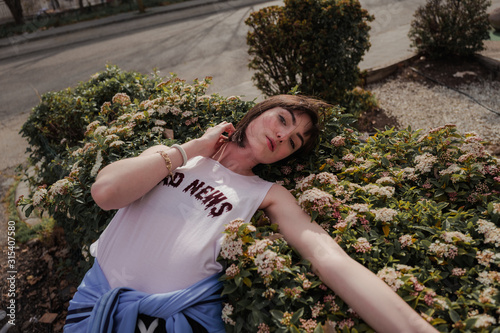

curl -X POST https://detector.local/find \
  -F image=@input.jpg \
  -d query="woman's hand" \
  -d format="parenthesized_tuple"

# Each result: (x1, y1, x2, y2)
(196, 121, 236, 157)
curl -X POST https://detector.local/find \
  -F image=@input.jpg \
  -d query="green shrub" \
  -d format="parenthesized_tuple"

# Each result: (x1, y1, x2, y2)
(18, 70, 500, 331)
(408, 0, 492, 59)
(220, 125, 500, 332)
(20, 65, 163, 184)
(18, 72, 259, 274)
(245, 0, 374, 116)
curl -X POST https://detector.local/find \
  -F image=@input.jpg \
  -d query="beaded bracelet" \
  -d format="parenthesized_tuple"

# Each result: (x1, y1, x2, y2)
(172, 144, 188, 167)
(156, 150, 172, 175)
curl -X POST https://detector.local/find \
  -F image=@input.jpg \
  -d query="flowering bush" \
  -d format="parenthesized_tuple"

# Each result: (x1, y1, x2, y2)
(20, 65, 164, 185)
(18, 72, 256, 272)
(219, 125, 500, 332)
(18, 69, 500, 331)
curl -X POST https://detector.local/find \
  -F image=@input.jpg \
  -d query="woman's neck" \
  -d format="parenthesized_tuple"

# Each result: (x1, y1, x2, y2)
(211, 142, 258, 176)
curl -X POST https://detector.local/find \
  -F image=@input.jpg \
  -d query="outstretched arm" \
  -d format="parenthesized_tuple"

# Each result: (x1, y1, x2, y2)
(91, 121, 235, 210)
(261, 184, 438, 333)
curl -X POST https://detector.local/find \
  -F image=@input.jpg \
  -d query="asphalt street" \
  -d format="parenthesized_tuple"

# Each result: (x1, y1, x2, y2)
(2, 0, 499, 170)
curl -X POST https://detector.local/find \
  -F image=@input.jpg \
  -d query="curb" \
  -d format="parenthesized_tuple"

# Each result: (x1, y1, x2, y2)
(364, 54, 420, 84)
(476, 53, 500, 77)
(364, 52, 500, 84)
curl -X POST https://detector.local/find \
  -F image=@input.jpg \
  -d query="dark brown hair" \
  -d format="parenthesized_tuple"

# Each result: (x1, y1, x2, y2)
(230, 95, 330, 154)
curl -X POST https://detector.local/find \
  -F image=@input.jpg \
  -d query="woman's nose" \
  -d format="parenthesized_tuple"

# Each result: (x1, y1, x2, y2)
(277, 131, 290, 142)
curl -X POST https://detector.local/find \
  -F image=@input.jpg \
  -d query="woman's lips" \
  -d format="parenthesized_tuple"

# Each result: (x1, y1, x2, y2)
(267, 136, 275, 152)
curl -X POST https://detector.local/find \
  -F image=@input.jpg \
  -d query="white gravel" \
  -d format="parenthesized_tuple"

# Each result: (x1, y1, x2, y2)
(368, 78, 500, 146)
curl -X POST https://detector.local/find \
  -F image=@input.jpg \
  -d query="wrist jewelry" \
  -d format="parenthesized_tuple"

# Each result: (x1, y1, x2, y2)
(156, 150, 172, 175)
(172, 144, 187, 167)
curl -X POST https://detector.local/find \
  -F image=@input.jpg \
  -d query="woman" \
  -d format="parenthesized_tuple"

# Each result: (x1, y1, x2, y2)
(64, 95, 438, 333)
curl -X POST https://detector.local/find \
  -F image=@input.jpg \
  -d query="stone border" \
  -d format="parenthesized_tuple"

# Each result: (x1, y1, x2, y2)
(364, 54, 420, 84)
(476, 53, 500, 78)
(364, 53, 500, 84)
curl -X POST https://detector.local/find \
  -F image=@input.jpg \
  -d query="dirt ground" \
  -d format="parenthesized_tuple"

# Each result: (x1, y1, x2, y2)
(0, 55, 498, 332)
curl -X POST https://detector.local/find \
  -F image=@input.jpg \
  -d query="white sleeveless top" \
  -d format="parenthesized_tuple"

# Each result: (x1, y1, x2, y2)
(94, 156, 273, 294)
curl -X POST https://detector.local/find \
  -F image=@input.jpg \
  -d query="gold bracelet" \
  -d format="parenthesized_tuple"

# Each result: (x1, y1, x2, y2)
(156, 150, 172, 175)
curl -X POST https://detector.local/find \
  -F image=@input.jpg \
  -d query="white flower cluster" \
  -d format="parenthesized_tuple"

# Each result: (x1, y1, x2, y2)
(477, 271, 500, 286)
(471, 313, 497, 329)
(440, 231, 472, 244)
(401, 167, 419, 181)
(377, 267, 404, 292)
(399, 234, 413, 248)
(48, 178, 74, 199)
(247, 239, 273, 257)
(220, 235, 243, 261)
(221, 303, 236, 325)
(254, 250, 286, 277)
(414, 153, 437, 173)
(362, 184, 395, 198)
(111, 92, 131, 106)
(295, 174, 316, 191)
(476, 219, 500, 247)
(225, 264, 240, 278)
(350, 203, 370, 212)
(353, 237, 372, 253)
(316, 172, 338, 185)
(373, 207, 398, 222)
(32, 187, 48, 207)
(90, 150, 103, 178)
(297, 188, 334, 214)
(376, 176, 395, 185)
(428, 241, 458, 259)
(493, 202, 500, 215)
(476, 249, 499, 267)
(331, 136, 345, 147)
(439, 164, 462, 176)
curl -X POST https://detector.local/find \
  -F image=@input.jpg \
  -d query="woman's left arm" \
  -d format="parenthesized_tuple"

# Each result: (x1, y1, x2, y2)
(261, 184, 438, 333)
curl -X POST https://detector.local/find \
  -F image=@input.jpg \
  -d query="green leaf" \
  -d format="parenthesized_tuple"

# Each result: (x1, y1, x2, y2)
(220, 283, 238, 296)
(291, 308, 304, 324)
(270, 309, 284, 322)
(448, 309, 460, 323)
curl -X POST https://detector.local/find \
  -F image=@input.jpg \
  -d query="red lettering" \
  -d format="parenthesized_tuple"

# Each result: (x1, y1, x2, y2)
(183, 179, 205, 196)
(201, 190, 228, 208)
(209, 202, 233, 217)
(195, 185, 214, 201)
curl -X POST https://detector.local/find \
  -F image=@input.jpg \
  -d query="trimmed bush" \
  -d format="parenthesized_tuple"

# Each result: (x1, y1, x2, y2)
(408, 0, 492, 59)
(20, 65, 163, 184)
(245, 0, 374, 116)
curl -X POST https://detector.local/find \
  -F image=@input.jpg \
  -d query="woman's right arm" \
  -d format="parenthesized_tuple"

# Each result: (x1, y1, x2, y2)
(90, 121, 235, 210)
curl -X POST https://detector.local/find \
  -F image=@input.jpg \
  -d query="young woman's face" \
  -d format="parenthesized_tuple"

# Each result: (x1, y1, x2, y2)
(245, 107, 312, 164)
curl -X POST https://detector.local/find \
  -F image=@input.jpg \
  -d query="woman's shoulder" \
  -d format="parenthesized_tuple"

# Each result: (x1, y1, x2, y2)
(259, 183, 296, 210)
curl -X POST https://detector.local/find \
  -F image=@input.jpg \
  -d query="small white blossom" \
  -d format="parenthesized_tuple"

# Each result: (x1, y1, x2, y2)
(90, 150, 103, 177)
(414, 153, 437, 173)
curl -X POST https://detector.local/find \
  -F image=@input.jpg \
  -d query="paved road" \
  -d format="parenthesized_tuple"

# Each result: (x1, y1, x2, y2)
(5, 0, 499, 170)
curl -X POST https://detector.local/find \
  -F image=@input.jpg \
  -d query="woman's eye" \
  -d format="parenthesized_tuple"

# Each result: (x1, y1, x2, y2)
(290, 138, 295, 149)
(279, 115, 286, 125)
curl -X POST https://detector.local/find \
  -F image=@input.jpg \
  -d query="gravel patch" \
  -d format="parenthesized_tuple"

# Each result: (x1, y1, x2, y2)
(369, 78, 500, 146)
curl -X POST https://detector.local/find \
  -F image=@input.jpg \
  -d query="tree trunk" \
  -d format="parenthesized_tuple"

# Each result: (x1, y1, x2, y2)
(4, 0, 24, 25)
(137, 0, 145, 13)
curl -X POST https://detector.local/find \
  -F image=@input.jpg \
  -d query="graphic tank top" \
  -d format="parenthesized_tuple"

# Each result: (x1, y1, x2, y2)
(95, 156, 274, 294)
